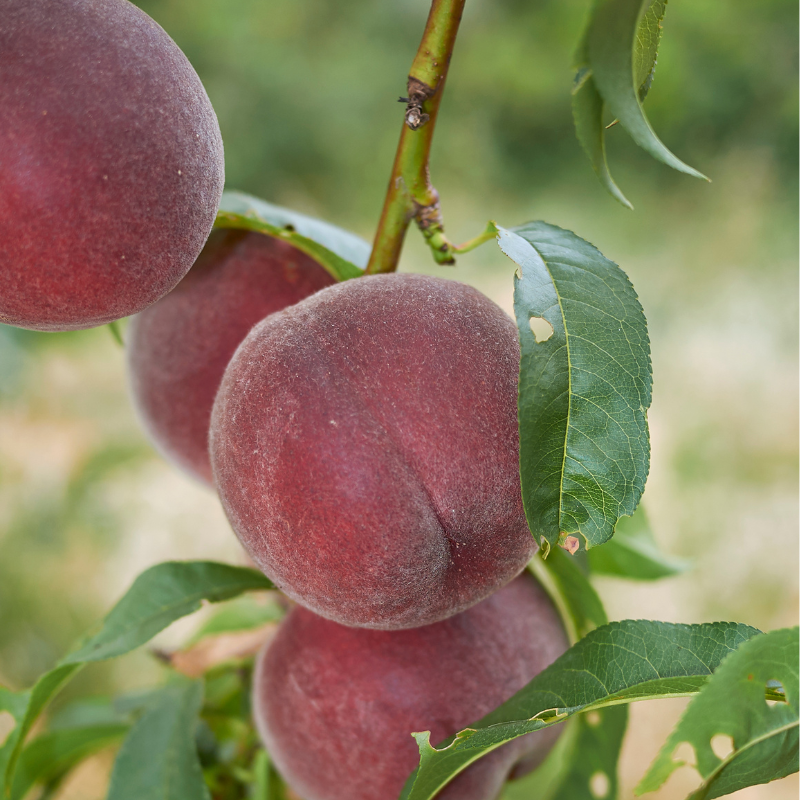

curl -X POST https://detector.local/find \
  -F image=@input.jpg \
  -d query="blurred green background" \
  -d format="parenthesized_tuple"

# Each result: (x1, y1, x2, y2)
(0, 0, 796, 797)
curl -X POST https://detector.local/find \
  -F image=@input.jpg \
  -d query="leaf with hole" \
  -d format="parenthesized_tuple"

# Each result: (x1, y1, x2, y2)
(502, 221, 652, 553)
(637, 626, 799, 798)
(106, 676, 210, 800)
(215, 191, 368, 282)
(501, 706, 628, 800)
(399, 620, 760, 800)
(587, 505, 689, 580)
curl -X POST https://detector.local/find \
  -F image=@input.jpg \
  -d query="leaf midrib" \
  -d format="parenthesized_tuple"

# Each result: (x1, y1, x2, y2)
(539, 252, 576, 549)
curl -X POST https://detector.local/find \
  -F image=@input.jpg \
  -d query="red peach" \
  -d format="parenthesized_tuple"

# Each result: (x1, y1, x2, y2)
(0, 0, 224, 331)
(127, 229, 336, 484)
(210, 273, 536, 629)
(253, 572, 568, 800)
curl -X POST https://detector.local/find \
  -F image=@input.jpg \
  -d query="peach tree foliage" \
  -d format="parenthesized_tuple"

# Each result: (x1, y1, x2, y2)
(0, 1, 797, 799)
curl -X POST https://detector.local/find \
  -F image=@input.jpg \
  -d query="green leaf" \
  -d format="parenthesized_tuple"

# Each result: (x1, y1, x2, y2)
(10, 724, 128, 800)
(501, 706, 628, 800)
(548, 707, 628, 800)
(107, 320, 124, 347)
(1, 666, 82, 800)
(250, 749, 292, 800)
(587, 505, 690, 580)
(500, 716, 582, 800)
(501, 222, 652, 553)
(215, 191, 368, 282)
(571, 69, 633, 209)
(188, 595, 284, 645)
(399, 620, 760, 800)
(63, 561, 274, 664)
(528, 548, 607, 644)
(634, 0, 667, 101)
(637, 627, 799, 798)
(0, 690, 30, 792)
(1, 562, 272, 797)
(587, 0, 707, 180)
(572, 0, 705, 205)
(107, 677, 210, 800)
(47, 696, 128, 731)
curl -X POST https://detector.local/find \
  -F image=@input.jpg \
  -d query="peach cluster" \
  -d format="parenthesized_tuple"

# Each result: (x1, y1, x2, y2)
(128, 235, 567, 798)
(1, 2, 567, 794)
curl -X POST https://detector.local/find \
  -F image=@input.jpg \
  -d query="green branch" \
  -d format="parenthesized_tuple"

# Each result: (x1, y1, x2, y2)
(365, 0, 467, 274)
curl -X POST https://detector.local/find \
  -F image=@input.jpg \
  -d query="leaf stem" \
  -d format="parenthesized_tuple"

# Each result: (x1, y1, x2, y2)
(453, 221, 499, 254)
(365, 0, 467, 274)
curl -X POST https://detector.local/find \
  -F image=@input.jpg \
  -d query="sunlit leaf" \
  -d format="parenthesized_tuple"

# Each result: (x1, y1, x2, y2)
(47, 697, 125, 731)
(637, 627, 799, 798)
(502, 222, 651, 553)
(0, 666, 80, 799)
(500, 716, 581, 800)
(250, 749, 292, 800)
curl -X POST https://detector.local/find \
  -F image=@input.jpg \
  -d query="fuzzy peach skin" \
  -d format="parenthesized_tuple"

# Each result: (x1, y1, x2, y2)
(210, 273, 536, 629)
(253, 572, 569, 800)
(127, 230, 335, 484)
(0, 0, 224, 331)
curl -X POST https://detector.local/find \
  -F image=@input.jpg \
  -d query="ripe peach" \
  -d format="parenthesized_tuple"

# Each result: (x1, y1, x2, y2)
(210, 273, 535, 629)
(253, 572, 568, 800)
(0, 0, 224, 331)
(127, 229, 336, 484)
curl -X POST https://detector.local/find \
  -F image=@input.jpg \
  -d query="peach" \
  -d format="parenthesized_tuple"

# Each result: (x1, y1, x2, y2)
(127, 229, 336, 484)
(210, 273, 536, 629)
(0, 0, 224, 331)
(253, 572, 568, 800)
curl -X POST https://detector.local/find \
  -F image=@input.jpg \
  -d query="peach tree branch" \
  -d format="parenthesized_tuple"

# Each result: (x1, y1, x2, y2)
(365, 0, 467, 274)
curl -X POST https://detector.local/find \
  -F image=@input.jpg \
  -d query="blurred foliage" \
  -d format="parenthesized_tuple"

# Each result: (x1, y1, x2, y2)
(129, 0, 797, 230)
(0, 1, 797, 797)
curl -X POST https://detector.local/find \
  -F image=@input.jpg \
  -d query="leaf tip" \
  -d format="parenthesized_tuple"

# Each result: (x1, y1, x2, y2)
(617, 194, 635, 211)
